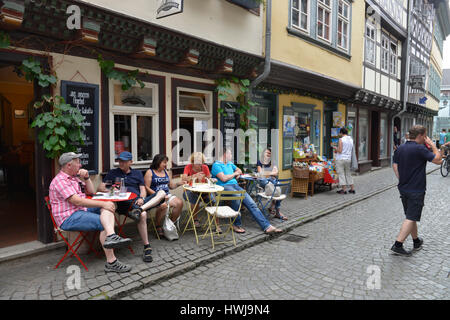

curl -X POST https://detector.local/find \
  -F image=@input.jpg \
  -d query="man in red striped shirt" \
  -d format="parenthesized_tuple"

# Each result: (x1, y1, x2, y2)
(49, 152, 133, 273)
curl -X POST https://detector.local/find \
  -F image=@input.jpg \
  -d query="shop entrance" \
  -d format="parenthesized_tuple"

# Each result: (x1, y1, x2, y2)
(0, 64, 37, 248)
(371, 111, 380, 167)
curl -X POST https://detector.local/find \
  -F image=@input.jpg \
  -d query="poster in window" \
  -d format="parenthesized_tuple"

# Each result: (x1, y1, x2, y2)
(332, 111, 344, 127)
(283, 115, 295, 137)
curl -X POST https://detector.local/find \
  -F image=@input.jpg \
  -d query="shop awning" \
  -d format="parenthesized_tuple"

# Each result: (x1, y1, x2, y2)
(262, 60, 361, 101)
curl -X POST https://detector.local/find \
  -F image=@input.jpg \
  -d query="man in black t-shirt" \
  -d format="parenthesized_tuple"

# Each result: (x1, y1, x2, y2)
(391, 125, 442, 256)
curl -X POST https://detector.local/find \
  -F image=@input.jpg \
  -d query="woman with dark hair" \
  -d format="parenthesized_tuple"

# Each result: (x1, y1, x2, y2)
(144, 154, 185, 238)
(332, 127, 355, 194)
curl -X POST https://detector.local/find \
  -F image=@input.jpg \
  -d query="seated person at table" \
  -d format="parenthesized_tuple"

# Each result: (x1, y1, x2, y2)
(98, 151, 166, 263)
(257, 148, 287, 221)
(144, 154, 185, 239)
(181, 152, 217, 230)
(211, 148, 282, 234)
(49, 152, 132, 273)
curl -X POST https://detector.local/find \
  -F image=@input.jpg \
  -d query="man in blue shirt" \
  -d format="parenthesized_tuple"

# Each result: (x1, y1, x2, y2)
(391, 125, 442, 256)
(211, 149, 282, 234)
(98, 152, 166, 263)
(438, 129, 446, 148)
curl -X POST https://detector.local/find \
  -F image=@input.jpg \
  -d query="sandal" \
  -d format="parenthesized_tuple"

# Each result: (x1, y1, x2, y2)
(274, 210, 288, 221)
(264, 225, 282, 234)
(142, 246, 153, 263)
(194, 219, 200, 228)
(232, 226, 246, 234)
(104, 259, 132, 273)
(156, 226, 165, 238)
(215, 226, 223, 234)
(336, 190, 347, 194)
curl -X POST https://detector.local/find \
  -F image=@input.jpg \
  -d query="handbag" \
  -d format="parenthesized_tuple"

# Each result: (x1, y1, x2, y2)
(350, 145, 358, 171)
(265, 181, 281, 197)
(162, 195, 179, 241)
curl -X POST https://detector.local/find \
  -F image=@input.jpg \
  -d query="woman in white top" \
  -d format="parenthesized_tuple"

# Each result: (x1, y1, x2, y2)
(332, 127, 355, 194)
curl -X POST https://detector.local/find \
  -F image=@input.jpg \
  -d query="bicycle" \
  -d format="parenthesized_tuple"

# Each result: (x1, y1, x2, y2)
(440, 147, 450, 177)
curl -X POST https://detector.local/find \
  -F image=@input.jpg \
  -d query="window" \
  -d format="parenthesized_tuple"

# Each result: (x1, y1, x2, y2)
(358, 109, 369, 161)
(380, 113, 388, 157)
(390, 41, 397, 76)
(365, 23, 376, 65)
(292, 0, 309, 32)
(347, 106, 357, 144)
(317, 0, 332, 42)
(110, 83, 159, 166)
(381, 35, 389, 73)
(337, 0, 350, 50)
(176, 89, 212, 165)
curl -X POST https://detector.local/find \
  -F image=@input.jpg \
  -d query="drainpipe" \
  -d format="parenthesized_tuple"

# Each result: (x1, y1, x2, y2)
(391, 0, 412, 167)
(249, 0, 272, 92)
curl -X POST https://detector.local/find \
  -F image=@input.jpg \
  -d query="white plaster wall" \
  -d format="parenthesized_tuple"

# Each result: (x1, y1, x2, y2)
(79, 0, 264, 56)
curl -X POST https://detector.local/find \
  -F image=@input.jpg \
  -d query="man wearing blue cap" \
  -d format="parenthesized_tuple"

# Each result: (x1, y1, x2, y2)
(98, 151, 166, 263)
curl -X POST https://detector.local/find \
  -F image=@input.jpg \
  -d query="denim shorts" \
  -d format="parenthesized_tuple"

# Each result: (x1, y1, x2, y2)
(60, 207, 104, 231)
(400, 192, 425, 222)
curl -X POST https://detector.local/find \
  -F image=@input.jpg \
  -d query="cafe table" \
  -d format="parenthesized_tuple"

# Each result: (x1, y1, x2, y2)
(181, 183, 224, 244)
(88, 191, 137, 253)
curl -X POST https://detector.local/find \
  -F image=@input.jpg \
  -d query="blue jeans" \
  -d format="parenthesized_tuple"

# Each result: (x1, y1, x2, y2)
(258, 178, 281, 209)
(222, 184, 271, 232)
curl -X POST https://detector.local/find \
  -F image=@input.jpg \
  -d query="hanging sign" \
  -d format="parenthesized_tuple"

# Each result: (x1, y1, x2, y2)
(156, 0, 184, 19)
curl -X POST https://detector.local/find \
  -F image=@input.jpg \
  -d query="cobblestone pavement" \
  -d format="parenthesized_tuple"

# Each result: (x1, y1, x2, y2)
(0, 164, 444, 300)
(122, 170, 449, 300)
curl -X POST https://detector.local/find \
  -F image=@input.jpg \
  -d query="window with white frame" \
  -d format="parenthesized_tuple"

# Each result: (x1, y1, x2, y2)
(365, 23, 376, 65)
(317, 0, 332, 42)
(390, 41, 397, 76)
(176, 89, 213, 165)
(337, 0, 349, 50)
(291, 0, 309, 33)
(110, 83, 159, 166)
(381, 34, 390, 73)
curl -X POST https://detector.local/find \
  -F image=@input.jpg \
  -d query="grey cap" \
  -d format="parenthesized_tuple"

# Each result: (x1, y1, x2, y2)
(59, 152, 82, 166)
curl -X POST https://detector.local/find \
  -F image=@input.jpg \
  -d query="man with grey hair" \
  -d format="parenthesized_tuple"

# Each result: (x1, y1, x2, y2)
(49, 152, 133, 272)
(391, 125, 442, 256)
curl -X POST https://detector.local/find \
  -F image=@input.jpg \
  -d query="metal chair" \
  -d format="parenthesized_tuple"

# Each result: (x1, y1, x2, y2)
(44, 196, 100, 271)
(256, 178, 292, 220)
(203, 190, 245, 249)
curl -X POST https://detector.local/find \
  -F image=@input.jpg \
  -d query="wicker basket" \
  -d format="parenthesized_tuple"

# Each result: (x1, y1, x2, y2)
(291, 177, 309, 198)
(293, 167, 310, 179)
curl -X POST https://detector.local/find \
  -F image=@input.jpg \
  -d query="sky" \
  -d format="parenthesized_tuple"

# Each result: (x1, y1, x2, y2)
(444, 37, 450, 70)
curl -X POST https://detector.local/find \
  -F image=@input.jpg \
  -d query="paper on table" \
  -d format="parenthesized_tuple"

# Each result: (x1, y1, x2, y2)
(92, 192, 131, 200)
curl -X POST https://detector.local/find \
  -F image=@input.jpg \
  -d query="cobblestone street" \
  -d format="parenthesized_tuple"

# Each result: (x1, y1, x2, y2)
(122, 170, 450, 300)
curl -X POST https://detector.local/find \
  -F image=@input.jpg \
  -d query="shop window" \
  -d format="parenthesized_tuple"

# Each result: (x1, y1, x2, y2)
(380, 113, 388, 158)
(110, 82, 159, 166)
(177, 89, 212, 165)
(347, 106, 357, 144)
(358, 109, 369, 161)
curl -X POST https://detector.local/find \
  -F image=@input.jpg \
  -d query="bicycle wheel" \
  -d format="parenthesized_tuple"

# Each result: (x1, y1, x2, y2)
(441, 158, 449, 177)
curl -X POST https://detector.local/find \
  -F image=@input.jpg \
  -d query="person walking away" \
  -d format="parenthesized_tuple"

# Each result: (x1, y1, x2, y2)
(332, 128, 355, 194)
(391, 125, 442, 256)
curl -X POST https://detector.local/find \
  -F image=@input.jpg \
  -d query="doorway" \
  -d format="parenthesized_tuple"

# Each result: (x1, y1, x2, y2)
(0, 65, 37, 248)
(371, 111, 380, 167)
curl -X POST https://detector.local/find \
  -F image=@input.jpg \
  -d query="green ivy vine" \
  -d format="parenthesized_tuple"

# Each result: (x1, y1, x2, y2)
(97, 54, 145, 91)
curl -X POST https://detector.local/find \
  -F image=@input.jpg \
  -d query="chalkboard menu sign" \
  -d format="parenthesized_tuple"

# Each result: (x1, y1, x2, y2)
(220, 101, 240, 150)
(61, 81, 99, 174)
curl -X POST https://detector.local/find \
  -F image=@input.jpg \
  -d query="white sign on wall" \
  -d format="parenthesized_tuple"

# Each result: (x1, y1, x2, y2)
(157, 0, 184, 19)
